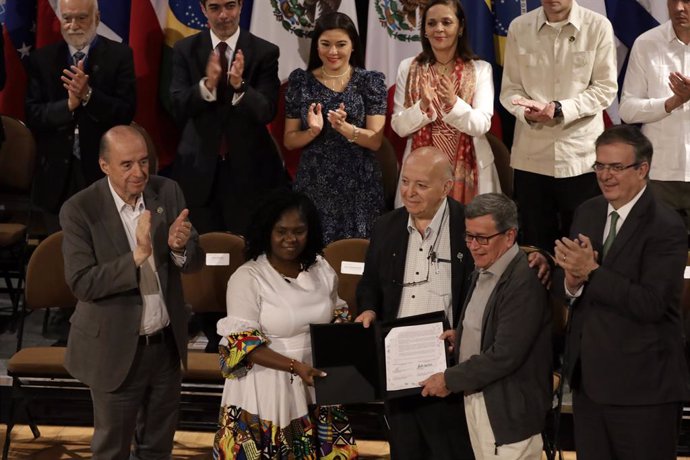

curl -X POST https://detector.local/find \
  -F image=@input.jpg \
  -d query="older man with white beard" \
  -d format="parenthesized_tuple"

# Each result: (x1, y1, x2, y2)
(26, 0, 136, 229)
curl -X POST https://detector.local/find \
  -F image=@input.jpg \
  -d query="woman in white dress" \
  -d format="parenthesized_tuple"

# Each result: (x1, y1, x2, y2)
(391, 0, 501, 207)
(213, 190, 357, 459)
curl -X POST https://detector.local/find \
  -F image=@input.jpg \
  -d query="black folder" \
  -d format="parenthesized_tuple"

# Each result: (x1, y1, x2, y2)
(309, 311, 449, 405)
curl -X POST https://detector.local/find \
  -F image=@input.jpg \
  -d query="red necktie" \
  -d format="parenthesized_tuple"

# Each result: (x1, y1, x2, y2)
(216, 42, 229, 159)
(216, 42, 229, 103)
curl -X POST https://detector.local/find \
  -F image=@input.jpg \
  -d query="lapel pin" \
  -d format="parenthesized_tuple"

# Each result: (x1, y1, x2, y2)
(156, 207, 164, 214)
(456, 252, 463, 261)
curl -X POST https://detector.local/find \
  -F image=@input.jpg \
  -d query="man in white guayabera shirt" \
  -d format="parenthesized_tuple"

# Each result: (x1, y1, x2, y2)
(619, 0, 690, 232)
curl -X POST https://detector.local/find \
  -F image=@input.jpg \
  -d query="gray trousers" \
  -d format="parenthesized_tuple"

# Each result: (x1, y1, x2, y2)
(90, 335, 181, 460)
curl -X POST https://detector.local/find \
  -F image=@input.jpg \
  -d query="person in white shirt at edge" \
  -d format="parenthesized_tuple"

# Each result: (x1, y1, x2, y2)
(499, 0, 618, 252)
(619, 0, 690, 232)
(420, 193, 551, 460)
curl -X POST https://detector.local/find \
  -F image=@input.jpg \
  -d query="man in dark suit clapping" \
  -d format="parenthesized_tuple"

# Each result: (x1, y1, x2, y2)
(554, 124, 690, 460)
(170, 0, 287, 236)
(26, 0, 136, 228)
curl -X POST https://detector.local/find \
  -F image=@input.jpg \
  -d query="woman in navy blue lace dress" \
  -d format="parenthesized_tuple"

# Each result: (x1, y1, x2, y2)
(284, 12, 387, 244)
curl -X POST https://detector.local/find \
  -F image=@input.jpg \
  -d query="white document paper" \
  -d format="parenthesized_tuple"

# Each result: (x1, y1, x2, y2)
(341, 261, 365, 275)
(206, 253, 230, 266)
(685, 266, 690, 280)
(385, 322, 447, 392)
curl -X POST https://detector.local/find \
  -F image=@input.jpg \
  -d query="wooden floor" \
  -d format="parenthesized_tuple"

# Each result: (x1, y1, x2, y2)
(2, 425, 690, 459)
(0, 425, 391, 459)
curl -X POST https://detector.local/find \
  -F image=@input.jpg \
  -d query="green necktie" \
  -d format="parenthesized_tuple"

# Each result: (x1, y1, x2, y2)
(602, 211, 620, 258)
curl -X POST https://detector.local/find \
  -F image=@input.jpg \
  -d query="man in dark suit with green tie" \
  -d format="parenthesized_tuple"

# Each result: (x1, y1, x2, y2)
(554, 125, 690, 459)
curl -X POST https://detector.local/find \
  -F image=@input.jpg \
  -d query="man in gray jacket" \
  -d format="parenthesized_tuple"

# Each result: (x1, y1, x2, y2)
(421, 193, 552, 459)
(60, 125, 204, 458)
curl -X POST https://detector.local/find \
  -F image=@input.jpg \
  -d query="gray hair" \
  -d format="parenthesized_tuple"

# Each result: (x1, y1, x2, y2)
(595, 124, 653, 177)
(465, 193, 518, 232)
(57, 0, 100, 17)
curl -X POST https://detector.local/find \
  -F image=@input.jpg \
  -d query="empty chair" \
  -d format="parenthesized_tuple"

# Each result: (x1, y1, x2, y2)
(181, 232, 245, 384)
(3, 231, 77, 459)
(323, 238, 370, 318)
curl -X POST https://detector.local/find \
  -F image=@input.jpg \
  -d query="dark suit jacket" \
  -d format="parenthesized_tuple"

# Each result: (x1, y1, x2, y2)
(0, 32, 5, 147)
(356, 198, 474, 326)
(555, 187, 690, 405)
(60, 176, 204, 392)
(170, 29, 286, 216)
(446, 250, 552, 445)
(26, 36, 136, 213)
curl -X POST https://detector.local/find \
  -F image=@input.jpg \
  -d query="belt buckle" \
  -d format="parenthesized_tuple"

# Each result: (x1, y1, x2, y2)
(141, 328, 164, 346)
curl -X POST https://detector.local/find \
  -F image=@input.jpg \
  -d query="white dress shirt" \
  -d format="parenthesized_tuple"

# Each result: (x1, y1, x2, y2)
(107, 179, 180, 335)
(199, 28, 244, 105)
(565, 186, 646, 297)
(500, 1, 618, 178)
(619, 21, 690, 182)
(398, 201, 453, 324)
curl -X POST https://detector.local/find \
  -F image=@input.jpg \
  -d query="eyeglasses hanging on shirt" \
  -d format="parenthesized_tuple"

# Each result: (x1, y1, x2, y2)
(395, 207, 451, 287)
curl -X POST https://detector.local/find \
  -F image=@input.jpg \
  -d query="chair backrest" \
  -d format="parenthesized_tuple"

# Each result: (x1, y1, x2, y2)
(181, 232, 245, 313)
(374, 137, 399, 211)
(0, 115, 36, 194)
(323, 238, 370, 317)
(486, 132, 513, 198)
(130, 121, 159, 174)
(25, 231, 77, 310)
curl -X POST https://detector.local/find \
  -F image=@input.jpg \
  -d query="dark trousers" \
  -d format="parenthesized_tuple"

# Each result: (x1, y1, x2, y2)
(386, 394, 474, 460)
(514, 170, 600, 251)
(90, 332, 181, 460)
(187, 157, 285, 237)
(186, 159, 252, 236)
(649, 180, 690, 232)
(573, 389, 681, 460)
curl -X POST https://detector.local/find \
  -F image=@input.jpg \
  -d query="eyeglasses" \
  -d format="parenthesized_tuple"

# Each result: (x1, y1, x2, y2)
(463, 231, 506, 246)
(395, 248, 452, 288)
(591, 162, 642, 174)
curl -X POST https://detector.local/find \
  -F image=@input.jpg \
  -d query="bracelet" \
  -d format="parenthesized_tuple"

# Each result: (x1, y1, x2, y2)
(289, 359, 296, 384)
(81, 87, 93, 106)
(348, 126, 360, 143)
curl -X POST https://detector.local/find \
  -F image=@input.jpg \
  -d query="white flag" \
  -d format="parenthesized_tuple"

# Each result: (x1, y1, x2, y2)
(365, 1, 424, 87)
(249, 0, 359, 82)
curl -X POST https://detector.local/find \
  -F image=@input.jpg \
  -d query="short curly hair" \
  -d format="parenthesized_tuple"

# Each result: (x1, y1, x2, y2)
(244, 190, 324, 270)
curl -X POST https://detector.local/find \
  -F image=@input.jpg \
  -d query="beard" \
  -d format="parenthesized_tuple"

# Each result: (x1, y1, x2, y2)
(62, 24, 97, 50)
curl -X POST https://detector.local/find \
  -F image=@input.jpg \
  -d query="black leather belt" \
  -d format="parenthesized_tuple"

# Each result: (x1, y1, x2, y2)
(138, 326, 171, 346)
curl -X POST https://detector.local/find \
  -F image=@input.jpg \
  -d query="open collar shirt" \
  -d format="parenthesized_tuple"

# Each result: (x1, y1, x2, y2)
(398, 201, 453, 324)
(459, 244, 519, 363)
(107, 178, 170, 335)
(499, 1, 617, 178)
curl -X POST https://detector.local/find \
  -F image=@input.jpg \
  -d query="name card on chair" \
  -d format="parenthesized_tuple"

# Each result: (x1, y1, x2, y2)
(206, 253, 230, 266)
(341, 261, 364, 275)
